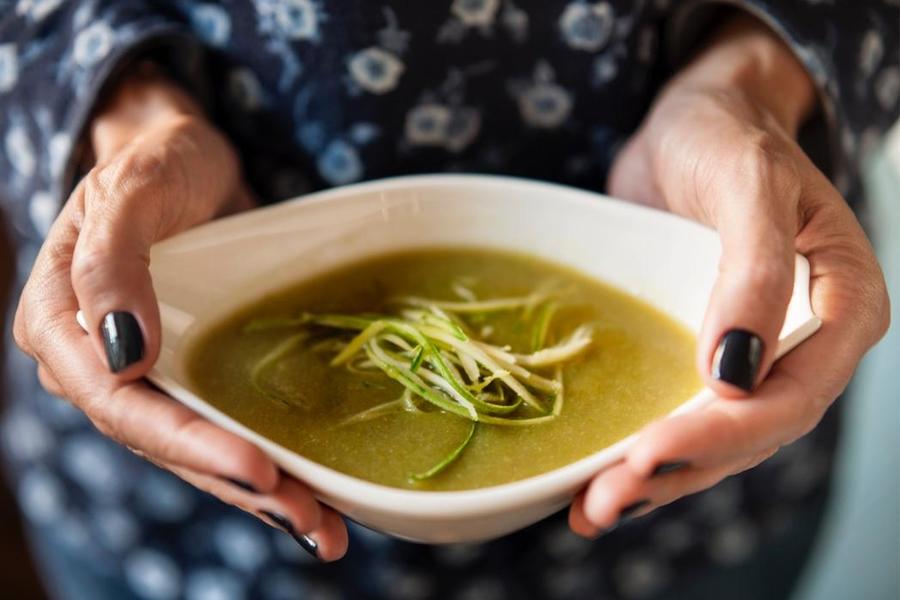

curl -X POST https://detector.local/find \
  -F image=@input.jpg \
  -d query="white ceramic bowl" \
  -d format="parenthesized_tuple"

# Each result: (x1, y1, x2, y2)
(147, 174, 820, 543)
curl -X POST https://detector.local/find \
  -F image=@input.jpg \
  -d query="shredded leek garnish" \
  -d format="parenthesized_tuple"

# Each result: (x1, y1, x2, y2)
(408, 422, 477, 482)
(244, 281, 593, 481)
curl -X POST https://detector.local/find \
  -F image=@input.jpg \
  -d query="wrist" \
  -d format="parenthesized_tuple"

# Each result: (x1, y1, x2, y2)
(89, 62, 207, 163)
(672, 13, 816, 135)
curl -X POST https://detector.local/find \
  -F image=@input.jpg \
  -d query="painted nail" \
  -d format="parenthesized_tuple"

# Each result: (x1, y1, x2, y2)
(617, 499, 651, 524)
(651, 461, 688, 477)
(223, 478, 258, 493)
(260, 510, 319, 559)
(711, 329, 763, 392)
(100, 312, 144, 373)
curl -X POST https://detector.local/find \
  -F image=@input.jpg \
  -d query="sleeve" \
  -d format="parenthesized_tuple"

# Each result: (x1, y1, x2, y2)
(0, 0, 207, 239)
(666, 0, 900, 196)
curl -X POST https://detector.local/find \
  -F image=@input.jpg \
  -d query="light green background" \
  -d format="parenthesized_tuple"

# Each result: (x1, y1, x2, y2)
(795, 132, 900, 600)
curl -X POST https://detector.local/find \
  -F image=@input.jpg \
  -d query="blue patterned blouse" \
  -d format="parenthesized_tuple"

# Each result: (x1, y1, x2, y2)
(1, 2, 898, 599)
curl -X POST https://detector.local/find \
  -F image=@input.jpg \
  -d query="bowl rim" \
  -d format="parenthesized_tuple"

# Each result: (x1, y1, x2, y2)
(149, 173, 818, 519)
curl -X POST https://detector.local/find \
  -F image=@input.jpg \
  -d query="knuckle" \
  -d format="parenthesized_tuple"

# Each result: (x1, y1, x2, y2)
(84, 152, 168, 222)
(43, 235, 76, 268)
(157, 415, 202, 465)
(730, 128, 801, 200)
(740, 260, 792, 293)
(26, 318, 67, 367)
(70, 244, 113, 288)
(86, 399, 125, 446)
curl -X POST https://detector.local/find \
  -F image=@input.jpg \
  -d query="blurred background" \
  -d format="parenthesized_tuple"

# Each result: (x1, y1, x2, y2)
(1, 124, 898, 600)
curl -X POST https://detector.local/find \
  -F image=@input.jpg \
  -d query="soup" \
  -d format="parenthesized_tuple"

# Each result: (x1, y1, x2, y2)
(186, 248, 701, 491)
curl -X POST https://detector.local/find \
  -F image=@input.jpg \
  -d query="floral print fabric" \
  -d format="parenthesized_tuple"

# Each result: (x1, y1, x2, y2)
(0, 1, 898, 599)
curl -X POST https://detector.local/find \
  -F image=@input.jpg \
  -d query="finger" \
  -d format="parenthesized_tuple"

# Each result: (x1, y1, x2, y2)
(624, 372, 806, 477)
(568, 491, 598, 538)
(579, 460, 650, 530)
(631, 454, 769, 511)
(308, 505, 350, 562)
(626, 225, 886, 480)
(573, 454, 770, 538)
(19, 194, 280, 492)
(696, 134, 801, 396)
(108, 381, 280, 492)
(170, 465, 348, 561)
(30, 307, 279, 490)
(165, 464, 346, 561)
(70, 116, 242, 379)
(167, 465, 323, 533)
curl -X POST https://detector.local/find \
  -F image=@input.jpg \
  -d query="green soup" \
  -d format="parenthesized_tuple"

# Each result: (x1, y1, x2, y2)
(186, 248, 701, 491)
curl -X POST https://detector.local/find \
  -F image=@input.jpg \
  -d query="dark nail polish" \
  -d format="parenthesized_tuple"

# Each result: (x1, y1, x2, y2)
(652, 461, 688, 477)
(100, 312, 144, 373)
(617, 499, 650, 524)
(260, 510, 319, 559)
(223, 477, 258, 493)
(712, 329, 764, 392)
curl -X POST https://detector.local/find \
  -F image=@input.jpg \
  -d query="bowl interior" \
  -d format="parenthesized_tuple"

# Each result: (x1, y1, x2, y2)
(146, 175, 820, 541)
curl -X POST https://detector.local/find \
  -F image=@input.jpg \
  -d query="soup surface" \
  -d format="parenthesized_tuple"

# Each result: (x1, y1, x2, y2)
(186, 249, 701, 491)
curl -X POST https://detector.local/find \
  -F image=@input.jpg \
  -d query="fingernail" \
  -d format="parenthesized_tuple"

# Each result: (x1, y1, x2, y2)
(617, 499, 651, 525)
(651, 461, 688, 477)
(223, 477, 258, 493)
(711, 329, 763, 391)
(100, 312, 144, 373)
(260, 510, 319, 559)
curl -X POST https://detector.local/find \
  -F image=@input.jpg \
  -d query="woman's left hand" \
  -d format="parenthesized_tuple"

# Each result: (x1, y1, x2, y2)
(569, 14, 890, 536)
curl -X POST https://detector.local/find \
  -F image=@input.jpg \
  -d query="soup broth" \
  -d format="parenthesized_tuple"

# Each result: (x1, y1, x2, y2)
(186, 249, 701, 491)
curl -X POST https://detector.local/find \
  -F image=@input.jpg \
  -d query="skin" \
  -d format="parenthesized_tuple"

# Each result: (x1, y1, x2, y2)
(13, 15, 889, 556)
(570, 15, 890, 535)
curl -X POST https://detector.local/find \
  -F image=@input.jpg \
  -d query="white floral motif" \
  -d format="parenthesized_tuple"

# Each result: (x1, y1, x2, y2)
(185, 568, 246, 600)
(214, 518, 271, 572)
(559, 1, 614, 52)
(317, 139, 363, 185)
(73, 22, 114, 68)
(189, 4, 232, 47)
(348, 47, 405, 95)
(18, 468, 65, 524)
(451, 0, 501, 27)
(48, 131, 71, 176)
(405, 103, 452, 146)
(404, 103, 482, 153)
(5, 121, 35, 177)
(93, 508, 140, 553)
(612, 552, 671, 599)
(0, 44, 18, 93)
(254, 0, 322, 41)
(2, 411, 53, 462)
(513, 63, 573, 129)
(125, 549, 182, 600)
(444, 107, 481, 152)
(15, 0, 63, 21)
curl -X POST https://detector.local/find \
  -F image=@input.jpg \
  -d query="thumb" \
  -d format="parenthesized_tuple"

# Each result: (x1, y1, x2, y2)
(71, 118, 242, 378)
(698, 151, 800, 397)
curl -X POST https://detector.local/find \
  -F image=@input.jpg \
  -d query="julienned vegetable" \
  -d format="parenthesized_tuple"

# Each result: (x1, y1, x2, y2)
(244, 285, 594, 482)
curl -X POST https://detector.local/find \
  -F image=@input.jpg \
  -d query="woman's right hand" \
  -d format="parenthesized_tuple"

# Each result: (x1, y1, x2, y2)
(12, 68, 348, 561)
